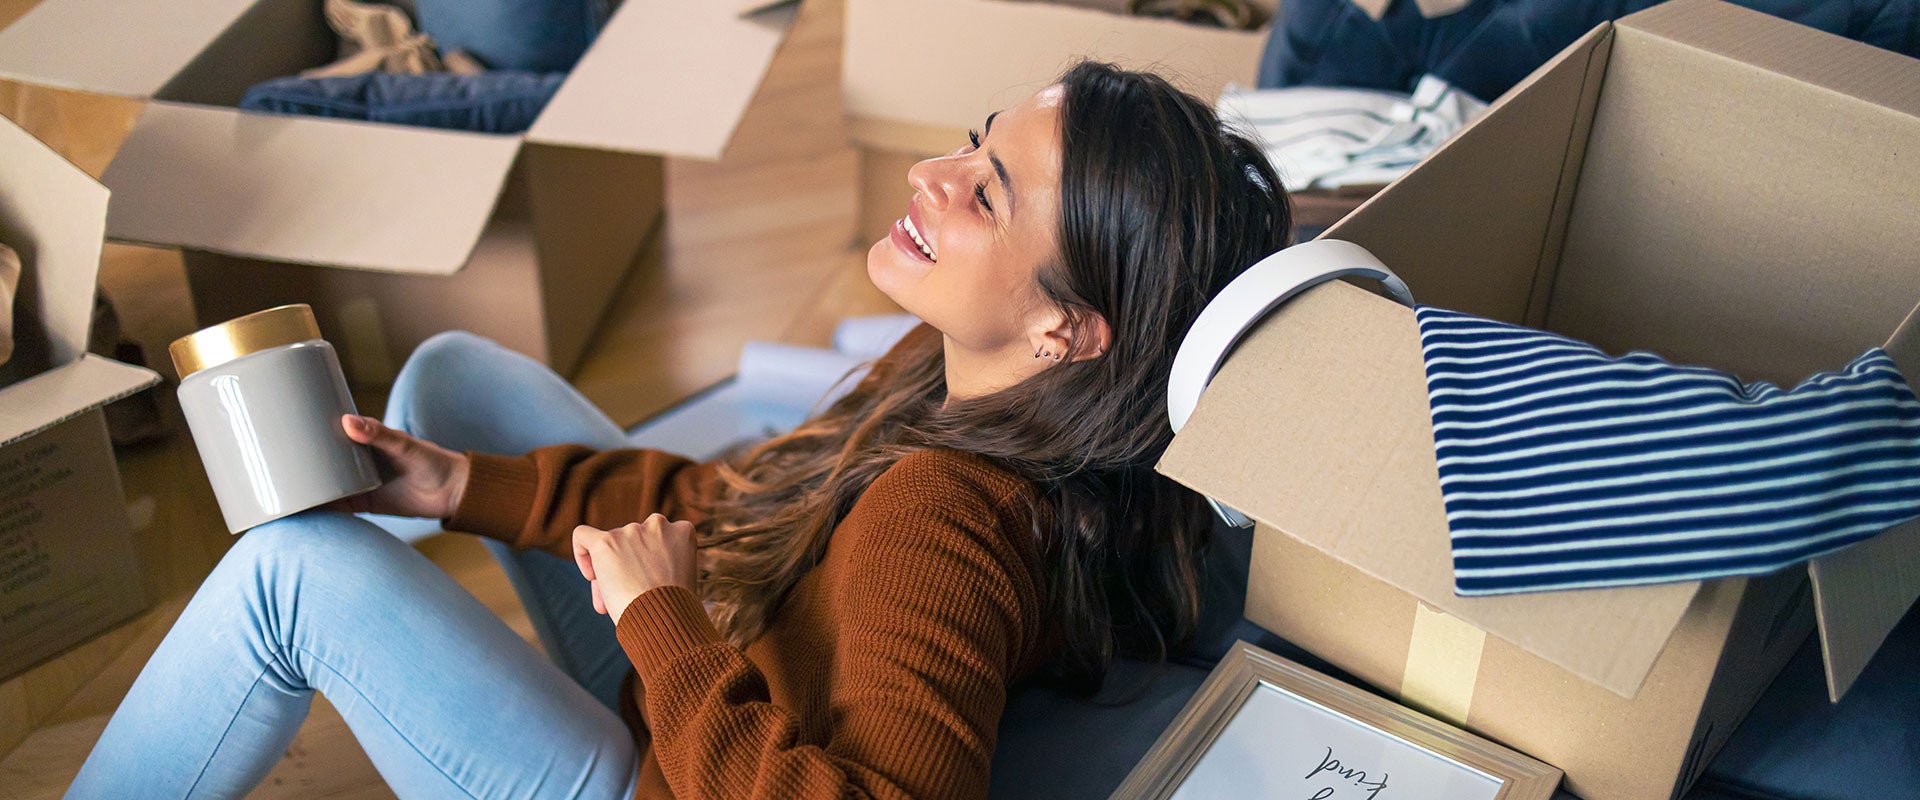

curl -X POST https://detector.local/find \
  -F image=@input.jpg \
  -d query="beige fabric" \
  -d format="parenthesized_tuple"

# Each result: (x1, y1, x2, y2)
(301, 0, 482, 78)
(0, 242, 16, 366)
(1352, 0, 1473, 20)
(1128, 0, 1264, 29)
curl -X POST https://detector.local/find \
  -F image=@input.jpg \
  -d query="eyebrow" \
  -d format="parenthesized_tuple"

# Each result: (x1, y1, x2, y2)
(983, 112, 1016, 216)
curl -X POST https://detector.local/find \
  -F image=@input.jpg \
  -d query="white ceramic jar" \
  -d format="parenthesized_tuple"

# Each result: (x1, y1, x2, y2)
(170, 304, 381, 533)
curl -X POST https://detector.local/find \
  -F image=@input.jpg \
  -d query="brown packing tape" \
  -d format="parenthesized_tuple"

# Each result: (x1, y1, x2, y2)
(1401, 603, 1487, 726)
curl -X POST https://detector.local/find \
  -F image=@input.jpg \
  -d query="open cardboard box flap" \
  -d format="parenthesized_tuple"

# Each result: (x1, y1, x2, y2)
(1808, 306, 1920, 699)
(527, 0, 797, 159)
(0, 356, 160, 445)
(1162, 0, 1920, 702)
(0, 0, 254, 99)
(101, 103, 520, 275)
(0, 115, 161, 441)
(0, 0, 799, 270)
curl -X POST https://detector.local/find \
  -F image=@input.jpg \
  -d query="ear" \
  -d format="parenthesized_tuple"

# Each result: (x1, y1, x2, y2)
(1031, 307, 1112, 363)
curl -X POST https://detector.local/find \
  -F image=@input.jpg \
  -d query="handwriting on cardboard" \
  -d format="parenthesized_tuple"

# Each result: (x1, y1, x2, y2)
(1170, 682, 1502, 800)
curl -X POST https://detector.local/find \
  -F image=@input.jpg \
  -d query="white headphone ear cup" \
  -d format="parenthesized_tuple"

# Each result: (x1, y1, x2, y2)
(1168, 239, 1414, 528)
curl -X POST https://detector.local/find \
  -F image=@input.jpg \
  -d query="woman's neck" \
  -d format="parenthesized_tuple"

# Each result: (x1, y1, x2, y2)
(941, 335, 1042, 404)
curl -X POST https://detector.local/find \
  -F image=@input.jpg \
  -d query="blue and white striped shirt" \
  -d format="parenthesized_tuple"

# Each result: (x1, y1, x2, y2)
(1416, 305, 1920, 596)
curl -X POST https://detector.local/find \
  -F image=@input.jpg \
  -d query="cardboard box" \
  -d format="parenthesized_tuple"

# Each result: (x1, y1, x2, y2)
(1155, 3, 1920, 799)
(842, 0, 1275, 242)
(0, 0, 802, 384)
(0, 114, 162, 681)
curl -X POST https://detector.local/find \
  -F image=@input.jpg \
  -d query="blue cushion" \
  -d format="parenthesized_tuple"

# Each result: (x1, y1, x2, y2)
(414, 0, 611, 73)
(991, 660, 1210, 800)
(239, 71, 566, 134)
(1695, 601, 1920, 799)
(986, 518, 1395, 799)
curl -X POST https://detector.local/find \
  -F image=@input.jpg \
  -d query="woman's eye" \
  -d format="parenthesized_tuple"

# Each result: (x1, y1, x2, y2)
(975, 183, 994, 214)
(967, 129, 981, 150)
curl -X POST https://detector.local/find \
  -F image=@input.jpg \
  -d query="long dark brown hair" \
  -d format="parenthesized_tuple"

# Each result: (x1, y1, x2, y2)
(695, 61, 1291, 692)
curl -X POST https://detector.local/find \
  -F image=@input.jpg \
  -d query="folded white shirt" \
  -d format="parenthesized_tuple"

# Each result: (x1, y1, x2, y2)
(1217, 75, 1488, 191)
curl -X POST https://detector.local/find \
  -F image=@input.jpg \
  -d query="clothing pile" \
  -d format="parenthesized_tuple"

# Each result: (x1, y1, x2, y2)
(1020, 0, 1268, 29)
(1217, 75, 1486, 191)
(239, 0, 612, 134)
(1230, 0, 1920, 200)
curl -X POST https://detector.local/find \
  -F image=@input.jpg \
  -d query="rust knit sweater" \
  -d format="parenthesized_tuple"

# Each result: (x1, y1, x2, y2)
(446, 446, 1051, 800)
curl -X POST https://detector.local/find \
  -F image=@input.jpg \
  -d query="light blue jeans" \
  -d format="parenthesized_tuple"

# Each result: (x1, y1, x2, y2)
(68, 332, 643, 800)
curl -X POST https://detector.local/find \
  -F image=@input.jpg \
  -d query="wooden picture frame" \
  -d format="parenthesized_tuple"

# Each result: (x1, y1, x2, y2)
(1111, 641, 1562, 800)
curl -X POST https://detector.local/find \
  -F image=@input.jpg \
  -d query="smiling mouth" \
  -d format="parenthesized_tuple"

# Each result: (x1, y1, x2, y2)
(902, 213, 937, 262)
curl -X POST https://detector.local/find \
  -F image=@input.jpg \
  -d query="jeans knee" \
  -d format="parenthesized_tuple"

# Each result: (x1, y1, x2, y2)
(218, 512, 400, 584)
(393, 331, 495, 392)
(388, 331, 499, 429)
(414, 330, 495, 364)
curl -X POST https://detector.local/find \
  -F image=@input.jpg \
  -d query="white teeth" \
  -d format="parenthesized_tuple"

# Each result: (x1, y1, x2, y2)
(903, 215, 936, 261)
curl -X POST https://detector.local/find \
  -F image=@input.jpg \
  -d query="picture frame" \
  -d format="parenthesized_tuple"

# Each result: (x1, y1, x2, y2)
(1111, 641, 1562, 800)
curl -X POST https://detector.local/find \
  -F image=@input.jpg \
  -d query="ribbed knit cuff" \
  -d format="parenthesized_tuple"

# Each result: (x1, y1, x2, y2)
(444, 452, 541, 543)
(616, 585, 723, 684)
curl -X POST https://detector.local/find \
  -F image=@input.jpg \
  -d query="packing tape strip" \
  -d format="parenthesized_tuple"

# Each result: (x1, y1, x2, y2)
(1165, 239, 1414, 526)
(1401, 603, 1487, 726)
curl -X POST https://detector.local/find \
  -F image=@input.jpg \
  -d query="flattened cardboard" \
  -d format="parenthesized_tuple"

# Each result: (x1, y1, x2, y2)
(528, 0, 797, 159)
(0, 0, 257, 98)
(843, 0, 1273, 141)
(1157, 281, 1698, 698)
(101, 102, 520, 275)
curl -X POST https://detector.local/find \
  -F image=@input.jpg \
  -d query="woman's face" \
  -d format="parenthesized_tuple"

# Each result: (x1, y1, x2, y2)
(866, 85, 1066, 360)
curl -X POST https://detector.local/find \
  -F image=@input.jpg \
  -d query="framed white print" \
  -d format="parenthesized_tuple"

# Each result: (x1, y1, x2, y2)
(1111, 642, 1561, 800)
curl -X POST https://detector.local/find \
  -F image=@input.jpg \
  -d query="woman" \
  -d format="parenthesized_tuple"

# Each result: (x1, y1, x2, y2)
(67, 61, 1291, 800)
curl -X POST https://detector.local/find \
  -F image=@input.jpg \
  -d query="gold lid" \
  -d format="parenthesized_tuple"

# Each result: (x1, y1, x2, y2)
(170, 304, 324, 379)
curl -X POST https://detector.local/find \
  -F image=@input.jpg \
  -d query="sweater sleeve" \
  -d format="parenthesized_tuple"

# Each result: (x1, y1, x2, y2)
(615, 452, 1040, 800)
(444, 445, 721, 559)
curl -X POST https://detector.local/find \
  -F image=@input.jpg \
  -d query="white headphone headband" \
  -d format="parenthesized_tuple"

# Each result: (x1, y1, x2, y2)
(1167, 239, 1414, 526)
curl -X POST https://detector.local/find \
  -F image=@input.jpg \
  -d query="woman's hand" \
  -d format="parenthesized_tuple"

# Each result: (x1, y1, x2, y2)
(332, 414, 471, 519)
(572, 514, 698, 624)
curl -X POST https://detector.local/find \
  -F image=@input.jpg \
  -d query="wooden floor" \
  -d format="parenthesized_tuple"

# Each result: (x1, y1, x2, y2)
(0, 0, 899, 796)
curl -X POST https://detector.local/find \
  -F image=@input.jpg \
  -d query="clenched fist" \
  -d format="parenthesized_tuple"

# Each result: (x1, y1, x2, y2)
(572, 514, 698, 624)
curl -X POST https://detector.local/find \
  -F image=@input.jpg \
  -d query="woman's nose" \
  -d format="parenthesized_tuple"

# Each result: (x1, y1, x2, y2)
(907, 153, 966, 210)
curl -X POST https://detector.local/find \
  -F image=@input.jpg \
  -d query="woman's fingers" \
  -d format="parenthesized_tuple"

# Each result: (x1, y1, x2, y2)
(574, 517, 699, 621)
(341, 415, 416, 459)
(574, 525, 612, 616)
(572, 524, 602, 581)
